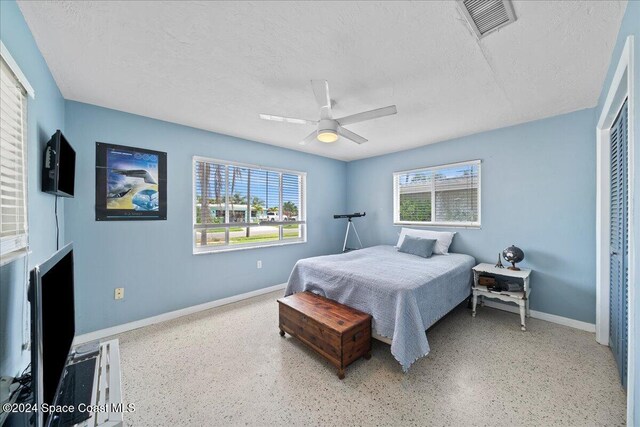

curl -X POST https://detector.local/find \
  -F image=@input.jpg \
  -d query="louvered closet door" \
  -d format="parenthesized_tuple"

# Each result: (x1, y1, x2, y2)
(609, 99, 628, 388)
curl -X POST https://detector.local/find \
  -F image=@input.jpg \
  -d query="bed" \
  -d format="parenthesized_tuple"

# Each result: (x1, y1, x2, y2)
(285, 245, 475, 371)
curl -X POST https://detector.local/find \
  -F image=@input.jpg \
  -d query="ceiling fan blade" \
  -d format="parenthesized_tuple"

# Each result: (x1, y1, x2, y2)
(299, 130, 318, 146)
(338, 126, 368, 145)
(311, 79, 332, 119)
(336, 105, 397, 126)
(259, 114, 316, 125)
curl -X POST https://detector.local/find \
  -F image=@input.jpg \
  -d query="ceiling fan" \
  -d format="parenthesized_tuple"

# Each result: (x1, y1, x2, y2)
(259, 80, 397, 145)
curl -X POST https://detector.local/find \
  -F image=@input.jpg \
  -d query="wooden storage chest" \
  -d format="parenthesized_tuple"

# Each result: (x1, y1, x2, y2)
(278, 291, 372, 379)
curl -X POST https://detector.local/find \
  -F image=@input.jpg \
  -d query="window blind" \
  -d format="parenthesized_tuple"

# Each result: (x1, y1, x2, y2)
(193, 157, 306, 252)
(0, 56, 28, 259)
(394, 160, 480, 227)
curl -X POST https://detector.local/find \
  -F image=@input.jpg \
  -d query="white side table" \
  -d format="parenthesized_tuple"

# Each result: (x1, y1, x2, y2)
(472, 263, 532, 331)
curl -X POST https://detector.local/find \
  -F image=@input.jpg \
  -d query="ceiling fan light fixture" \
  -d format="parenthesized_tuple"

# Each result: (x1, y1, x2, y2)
(317, 130, 338, 143)
(260, 80, 397, 146)
(317, 119, 339, 143)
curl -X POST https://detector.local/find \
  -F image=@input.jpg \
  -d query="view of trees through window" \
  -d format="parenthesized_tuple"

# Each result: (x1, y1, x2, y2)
(194, 160, 305, 251)
(395, 162, 480, 225)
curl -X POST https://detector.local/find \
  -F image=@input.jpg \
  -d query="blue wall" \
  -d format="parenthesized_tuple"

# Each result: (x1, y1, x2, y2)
(0, 0, 66, 377)
(63, 101, 347, 334)
(346, 108, 597, 324)
(595, 0, 640, 421)
(2, 2, 637, 419)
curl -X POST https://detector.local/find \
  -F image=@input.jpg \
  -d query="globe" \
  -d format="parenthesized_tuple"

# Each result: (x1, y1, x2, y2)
(503, 245, 524, 271)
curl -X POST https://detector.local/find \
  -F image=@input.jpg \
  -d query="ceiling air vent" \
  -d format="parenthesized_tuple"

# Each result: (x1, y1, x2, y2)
(456, 0, 517, 39)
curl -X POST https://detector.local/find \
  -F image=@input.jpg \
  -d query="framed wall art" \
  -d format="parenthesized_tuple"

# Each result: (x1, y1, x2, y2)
(95, 142, 167, 221)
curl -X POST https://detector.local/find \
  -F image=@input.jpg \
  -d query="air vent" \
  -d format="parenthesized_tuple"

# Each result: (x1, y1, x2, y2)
(457, 0, 517, 38)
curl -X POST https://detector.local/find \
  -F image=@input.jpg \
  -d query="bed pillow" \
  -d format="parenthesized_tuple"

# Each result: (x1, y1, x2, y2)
(396, 228, 456, 255)
(398, 236, 436, 258)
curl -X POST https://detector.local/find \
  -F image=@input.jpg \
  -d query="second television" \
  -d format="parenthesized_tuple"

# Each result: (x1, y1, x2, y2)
(42, 130, 76, 197)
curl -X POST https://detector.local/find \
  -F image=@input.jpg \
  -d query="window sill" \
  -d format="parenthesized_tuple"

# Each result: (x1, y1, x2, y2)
(0, 248, 29, 267)
(193, 239, 306, 255)
(394, 222, 481, 229)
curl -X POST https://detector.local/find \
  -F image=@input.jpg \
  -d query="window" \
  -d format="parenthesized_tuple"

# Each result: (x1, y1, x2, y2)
(0, 53, 29, 262)
(393, 160, 480, 227)
(193, 157, 306, 253)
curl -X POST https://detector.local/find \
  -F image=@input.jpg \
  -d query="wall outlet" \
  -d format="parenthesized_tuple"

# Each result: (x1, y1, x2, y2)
(257, 260, 262, 269)
(114, 287, 124, 300)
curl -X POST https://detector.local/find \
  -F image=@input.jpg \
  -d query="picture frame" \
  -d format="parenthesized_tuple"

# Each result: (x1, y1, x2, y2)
(95, 142, 167, 221)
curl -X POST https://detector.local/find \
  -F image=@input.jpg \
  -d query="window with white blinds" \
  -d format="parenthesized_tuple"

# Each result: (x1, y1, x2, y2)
(0, 56, 29, 260)
(193, 156, 306, 253)
(393, 160, 481, 227)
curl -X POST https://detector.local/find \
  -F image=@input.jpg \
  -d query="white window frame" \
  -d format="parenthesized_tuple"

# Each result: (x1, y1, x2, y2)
(0, 41, 34, 266)
(0, 42, 35, 98)
(393, 159, 481, 228)
(192, 156, 307, 254)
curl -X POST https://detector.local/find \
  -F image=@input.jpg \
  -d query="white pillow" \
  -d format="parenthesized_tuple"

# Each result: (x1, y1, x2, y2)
(396, 228, 456, 255)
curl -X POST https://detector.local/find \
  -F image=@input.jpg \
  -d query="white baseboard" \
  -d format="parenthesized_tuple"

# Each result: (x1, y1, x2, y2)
(74, 283, 287, 344)
(75, 284, 595, 344)
(481, 300, 596, 333)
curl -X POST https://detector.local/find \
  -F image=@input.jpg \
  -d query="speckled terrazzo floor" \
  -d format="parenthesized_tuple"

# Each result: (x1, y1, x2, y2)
(115, 290, 626, 426)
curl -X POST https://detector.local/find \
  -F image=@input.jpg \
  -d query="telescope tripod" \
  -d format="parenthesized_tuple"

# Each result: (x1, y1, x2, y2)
(342, 217, 363, 252)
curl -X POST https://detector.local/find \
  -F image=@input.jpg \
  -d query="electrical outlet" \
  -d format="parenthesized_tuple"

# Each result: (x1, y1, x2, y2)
(257, 260, 262, 269)
(114, 287, 124, 300)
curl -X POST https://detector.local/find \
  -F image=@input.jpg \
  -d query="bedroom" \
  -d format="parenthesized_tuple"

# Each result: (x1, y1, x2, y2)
(0, 0, 638, 426)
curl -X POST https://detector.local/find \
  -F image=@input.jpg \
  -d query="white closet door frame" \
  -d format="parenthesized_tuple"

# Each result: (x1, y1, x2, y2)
(596, 35, 635, 426)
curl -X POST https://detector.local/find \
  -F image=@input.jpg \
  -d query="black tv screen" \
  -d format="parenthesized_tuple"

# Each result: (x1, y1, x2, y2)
(42, 130, 76, 197)
(30, 244, 75, 425)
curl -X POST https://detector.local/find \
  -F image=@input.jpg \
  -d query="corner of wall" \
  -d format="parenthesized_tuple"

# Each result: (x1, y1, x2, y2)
(0, 0, 67, 378)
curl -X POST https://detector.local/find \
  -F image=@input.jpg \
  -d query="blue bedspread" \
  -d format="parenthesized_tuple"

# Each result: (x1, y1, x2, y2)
(285, 245, 475, 371)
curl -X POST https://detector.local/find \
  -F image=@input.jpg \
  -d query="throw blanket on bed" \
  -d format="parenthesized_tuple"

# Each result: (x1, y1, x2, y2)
(285, 245, 475, 371)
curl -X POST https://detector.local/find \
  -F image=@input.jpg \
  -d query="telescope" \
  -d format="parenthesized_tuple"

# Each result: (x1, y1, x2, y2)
(333, 212, 365, 252)
(333, 212, 366, 219)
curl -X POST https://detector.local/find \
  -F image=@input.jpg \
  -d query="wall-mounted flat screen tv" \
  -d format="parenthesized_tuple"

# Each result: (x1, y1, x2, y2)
(42, 130, 76, 197)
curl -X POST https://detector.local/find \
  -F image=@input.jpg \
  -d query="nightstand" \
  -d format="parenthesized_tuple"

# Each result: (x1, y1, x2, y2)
(472, 263, 532, 331)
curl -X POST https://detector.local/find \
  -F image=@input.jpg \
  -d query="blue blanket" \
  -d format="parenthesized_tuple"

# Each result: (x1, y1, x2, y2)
(285, 245, 475, 371)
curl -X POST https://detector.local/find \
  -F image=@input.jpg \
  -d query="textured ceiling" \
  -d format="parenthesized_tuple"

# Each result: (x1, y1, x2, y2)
(18, 1, 626, 161)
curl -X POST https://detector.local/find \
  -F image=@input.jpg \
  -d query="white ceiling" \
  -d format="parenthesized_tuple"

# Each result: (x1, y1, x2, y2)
(18, 1, 626, 161)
